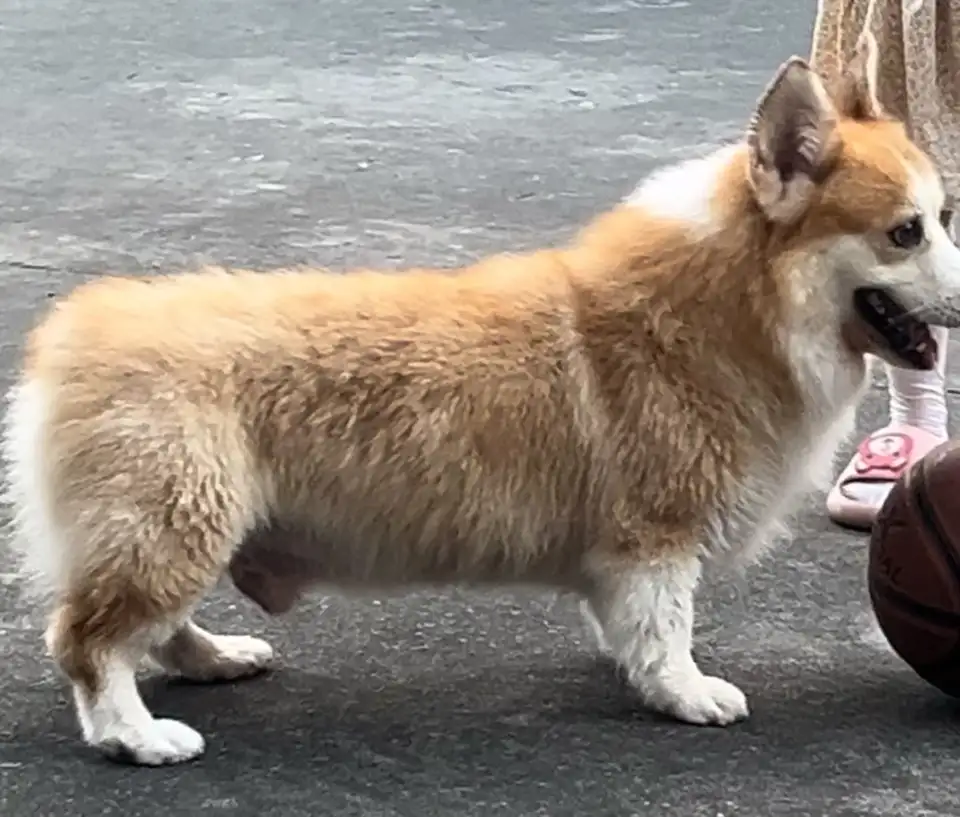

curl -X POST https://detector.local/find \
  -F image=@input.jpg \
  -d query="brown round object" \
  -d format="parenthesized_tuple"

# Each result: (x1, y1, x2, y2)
(868, 441, 960, 697)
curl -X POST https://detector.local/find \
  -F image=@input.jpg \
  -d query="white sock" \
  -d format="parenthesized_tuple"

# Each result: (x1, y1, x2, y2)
(887, 324, 950, 439)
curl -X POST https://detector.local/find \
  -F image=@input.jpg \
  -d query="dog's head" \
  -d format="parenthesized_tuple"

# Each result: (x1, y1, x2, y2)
(748, 34, 960, 371)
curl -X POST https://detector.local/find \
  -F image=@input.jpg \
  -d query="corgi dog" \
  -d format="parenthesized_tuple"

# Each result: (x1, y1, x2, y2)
(4, 35, 960, 767)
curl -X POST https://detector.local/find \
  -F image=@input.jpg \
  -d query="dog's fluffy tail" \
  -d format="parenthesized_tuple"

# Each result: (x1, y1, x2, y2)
(1, 377, 69, 602)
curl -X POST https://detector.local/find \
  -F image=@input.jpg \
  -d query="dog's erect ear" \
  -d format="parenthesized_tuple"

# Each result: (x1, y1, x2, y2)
(833, 31, 884, 121)
(746, 57, 840, 224)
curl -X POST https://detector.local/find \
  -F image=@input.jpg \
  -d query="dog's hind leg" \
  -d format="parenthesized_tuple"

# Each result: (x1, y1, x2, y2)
(43, 508, 256, 766)
(38, 455, 266, 764)
(46, 575, 212, 765)
(150, 619, 275, 683)
(4, 378, 272, 764)
(47, 609, 203, 765)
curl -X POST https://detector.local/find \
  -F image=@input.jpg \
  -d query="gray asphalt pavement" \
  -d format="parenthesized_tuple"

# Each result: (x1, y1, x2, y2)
(2, 1, 960, 815)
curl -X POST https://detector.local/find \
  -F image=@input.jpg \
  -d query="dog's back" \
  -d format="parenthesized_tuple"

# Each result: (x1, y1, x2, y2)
(7, 254, 606, 598)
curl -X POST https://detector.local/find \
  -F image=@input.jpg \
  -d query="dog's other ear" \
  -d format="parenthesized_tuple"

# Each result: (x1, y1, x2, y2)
(833, 31, 884, 121)
(746, 57, 840, 224)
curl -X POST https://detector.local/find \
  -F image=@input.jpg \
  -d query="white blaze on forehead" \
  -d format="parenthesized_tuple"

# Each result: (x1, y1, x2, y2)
(906, 159, 960, 300)
(625, 144, 739, 229)
(906, 159, 946, 222)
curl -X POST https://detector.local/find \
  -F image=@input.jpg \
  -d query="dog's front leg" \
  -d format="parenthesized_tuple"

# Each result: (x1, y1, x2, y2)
(586, 552, 748, 726)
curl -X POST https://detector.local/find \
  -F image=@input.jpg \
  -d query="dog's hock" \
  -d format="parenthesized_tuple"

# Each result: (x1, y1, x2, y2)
(746, 57, 839, 224)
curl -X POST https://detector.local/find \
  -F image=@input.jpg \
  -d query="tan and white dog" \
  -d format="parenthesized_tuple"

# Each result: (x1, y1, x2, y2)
(4, 37, 960, 766)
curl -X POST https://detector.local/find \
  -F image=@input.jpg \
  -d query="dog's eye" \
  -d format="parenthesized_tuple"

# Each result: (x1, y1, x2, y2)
(887, 217, 925, 249)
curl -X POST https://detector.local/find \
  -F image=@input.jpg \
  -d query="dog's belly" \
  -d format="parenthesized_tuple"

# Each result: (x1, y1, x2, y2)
(227, 518, 587, 613)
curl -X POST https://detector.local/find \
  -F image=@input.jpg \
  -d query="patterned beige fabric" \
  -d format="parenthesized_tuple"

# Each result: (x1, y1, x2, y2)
(810, 0, 960, 199)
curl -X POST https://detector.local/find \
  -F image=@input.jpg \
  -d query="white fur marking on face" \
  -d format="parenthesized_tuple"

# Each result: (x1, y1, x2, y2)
(907, 165, 960, 301)
(625, 144, 740, 229)
(587, 557, 749, 726)
(82, 652, 205, 765)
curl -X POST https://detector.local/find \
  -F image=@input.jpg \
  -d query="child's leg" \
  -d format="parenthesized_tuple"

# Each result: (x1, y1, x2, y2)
(888, 332, 950, 436)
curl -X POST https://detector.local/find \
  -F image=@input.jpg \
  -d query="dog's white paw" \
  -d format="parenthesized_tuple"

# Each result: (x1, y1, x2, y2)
(177, 634, 276, 683)
(642, 673, 749, 727)
(204, 634, 275, 680)
(97, 717, 206, 766)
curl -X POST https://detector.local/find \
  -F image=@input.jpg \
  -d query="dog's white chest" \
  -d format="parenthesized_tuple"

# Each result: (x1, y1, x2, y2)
(702, 404, 860, 563)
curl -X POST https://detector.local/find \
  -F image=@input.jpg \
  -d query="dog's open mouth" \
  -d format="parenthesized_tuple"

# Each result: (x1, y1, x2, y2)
(852, 287, 937, 370)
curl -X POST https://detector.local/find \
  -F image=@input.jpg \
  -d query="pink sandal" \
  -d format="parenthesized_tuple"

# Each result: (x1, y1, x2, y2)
(825, 425, 945, 531)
